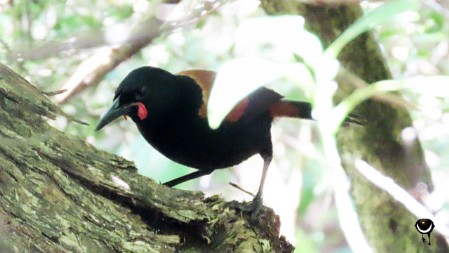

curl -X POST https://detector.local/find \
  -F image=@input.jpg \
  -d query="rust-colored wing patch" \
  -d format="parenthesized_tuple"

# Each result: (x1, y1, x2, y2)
(177, 70, 279, 124)
(225, 98, 250, 122)
(177, 70, 216, 119)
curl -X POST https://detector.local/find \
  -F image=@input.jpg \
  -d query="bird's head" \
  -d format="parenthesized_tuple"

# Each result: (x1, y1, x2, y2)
(95, 66, 177, 131)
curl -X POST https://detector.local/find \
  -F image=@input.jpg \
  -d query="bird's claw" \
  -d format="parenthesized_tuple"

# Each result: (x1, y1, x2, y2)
(231, 194, 263, 221)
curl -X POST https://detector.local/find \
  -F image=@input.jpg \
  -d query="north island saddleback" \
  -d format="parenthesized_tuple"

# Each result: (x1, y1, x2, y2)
(95, 66, 361, 216)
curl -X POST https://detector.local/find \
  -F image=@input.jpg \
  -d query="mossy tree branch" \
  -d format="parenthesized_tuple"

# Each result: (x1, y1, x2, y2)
(0, 62, 294, 253)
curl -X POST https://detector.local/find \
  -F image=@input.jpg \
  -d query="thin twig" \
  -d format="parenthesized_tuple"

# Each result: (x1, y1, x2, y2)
(229, 182, 255, 197)
(42, 89, 67, 96)
(55, 0, 228, 104)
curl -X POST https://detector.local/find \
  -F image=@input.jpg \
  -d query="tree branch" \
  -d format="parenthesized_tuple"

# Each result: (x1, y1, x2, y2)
(55, 1, 226, 104)
(54, 16, 166, 104)
(0, 61, 294, 252)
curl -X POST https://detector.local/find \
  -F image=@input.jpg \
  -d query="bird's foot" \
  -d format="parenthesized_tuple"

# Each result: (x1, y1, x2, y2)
(231, 194, 263, 221)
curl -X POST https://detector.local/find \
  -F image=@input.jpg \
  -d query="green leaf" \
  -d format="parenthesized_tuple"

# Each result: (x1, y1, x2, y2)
(327, 75, 449, 133)
(325, 0, 420, 58)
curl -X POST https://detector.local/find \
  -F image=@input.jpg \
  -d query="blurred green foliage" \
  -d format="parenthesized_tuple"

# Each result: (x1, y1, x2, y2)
(1, 1, 449, 252)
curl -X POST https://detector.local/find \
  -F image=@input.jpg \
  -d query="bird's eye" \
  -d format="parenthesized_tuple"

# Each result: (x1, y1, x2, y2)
(135, 86, 148, 100)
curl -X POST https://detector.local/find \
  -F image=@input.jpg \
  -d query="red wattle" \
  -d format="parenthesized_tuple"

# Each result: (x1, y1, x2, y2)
(136, 102, 148, 120)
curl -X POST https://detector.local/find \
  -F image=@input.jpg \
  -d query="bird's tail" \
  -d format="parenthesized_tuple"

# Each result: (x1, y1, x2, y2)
(270, 100, 312, 119)
(270, 100, 363, 126)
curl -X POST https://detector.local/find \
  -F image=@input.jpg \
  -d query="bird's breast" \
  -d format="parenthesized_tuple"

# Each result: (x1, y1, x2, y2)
(135, 114, 273, 170)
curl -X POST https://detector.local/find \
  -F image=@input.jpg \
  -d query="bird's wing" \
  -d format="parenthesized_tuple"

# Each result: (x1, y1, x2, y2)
(177, 70, 284, 123)
(177, 70, 215, 119)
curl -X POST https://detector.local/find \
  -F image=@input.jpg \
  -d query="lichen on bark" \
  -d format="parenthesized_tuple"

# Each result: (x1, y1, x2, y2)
(0, 62, 294, 252)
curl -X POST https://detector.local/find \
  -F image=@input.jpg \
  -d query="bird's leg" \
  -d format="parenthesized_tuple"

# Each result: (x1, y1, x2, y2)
(163, 169, 214, 187)
(232, 155, 272, 219)
(250, 155, 272, 218)
(256, 155, 272, 199)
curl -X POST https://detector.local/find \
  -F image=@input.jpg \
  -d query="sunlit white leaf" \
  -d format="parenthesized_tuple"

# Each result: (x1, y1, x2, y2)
(207, 58, 309, 128)
(207, 58, 283, 128)
(234, 16, 322, 65)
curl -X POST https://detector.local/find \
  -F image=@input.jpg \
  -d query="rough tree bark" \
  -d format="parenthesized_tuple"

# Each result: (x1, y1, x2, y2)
(261, 1, 449, 252)
(0, 62, 294, 252)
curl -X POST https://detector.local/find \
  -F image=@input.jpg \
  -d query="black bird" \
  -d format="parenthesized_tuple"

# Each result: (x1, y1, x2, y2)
(95, 66, 360, 214)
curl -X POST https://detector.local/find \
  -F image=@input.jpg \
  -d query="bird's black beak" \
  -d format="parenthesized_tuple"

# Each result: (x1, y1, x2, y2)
(95, 97, 134, 131)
